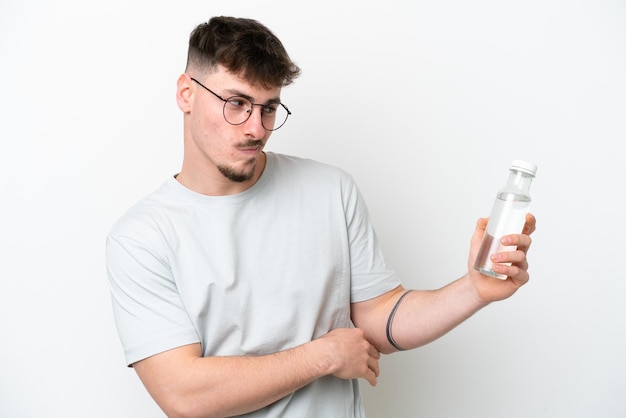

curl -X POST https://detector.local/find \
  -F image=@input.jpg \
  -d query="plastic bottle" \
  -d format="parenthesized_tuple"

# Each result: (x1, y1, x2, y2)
(474, 160, 537, 279)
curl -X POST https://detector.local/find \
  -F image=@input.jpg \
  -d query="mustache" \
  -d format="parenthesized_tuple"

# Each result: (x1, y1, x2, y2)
(238, 139, 264, 148)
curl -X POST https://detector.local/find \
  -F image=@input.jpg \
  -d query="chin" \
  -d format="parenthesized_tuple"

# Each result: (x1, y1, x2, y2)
(218, 165, 255, 183)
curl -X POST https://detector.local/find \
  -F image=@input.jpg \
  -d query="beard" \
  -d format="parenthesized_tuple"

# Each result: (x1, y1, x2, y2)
(217, 162, 255, 183)
(216, 140, 264, 183)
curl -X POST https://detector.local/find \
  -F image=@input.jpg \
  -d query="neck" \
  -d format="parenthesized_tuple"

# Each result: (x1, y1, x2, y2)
(176, 152, 267, 196)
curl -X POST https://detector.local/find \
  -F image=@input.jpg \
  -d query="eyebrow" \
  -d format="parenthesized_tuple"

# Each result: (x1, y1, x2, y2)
(223, 88, 282, 105)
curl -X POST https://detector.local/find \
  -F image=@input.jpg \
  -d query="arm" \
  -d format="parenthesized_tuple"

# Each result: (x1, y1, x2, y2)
(132, 327, 381, 418)
(352, 214, 536, 354)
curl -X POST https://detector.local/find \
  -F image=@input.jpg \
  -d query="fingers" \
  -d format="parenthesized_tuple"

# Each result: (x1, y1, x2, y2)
(365, 361, 379, 386)
(496, 263, 529, 287)
(367, 345, 381, 385)
(361, 341, 380, 386)
(490, 256, 528, 277)
(477, 217, 489, 230)
(469, 215, 536, 302)
(491, 239, 529, 272)
(501, 231, 532, 253)
(522, 212, 536, 235)
(490, 239, 530, 286)
(323, 328, 381, 386)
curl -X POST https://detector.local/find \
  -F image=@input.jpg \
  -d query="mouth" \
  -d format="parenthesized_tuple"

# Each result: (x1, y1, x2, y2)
(237, 140, 264, 155)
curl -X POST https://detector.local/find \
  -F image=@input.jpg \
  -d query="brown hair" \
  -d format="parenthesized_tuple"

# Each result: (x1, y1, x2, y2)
(186, 16, 301, 88)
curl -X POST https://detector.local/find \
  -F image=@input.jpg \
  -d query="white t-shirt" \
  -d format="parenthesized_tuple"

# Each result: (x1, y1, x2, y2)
(106, 152, 401, 417)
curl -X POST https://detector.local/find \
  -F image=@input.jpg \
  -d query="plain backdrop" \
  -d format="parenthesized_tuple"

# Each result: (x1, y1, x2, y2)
(1, 1, 625, 417)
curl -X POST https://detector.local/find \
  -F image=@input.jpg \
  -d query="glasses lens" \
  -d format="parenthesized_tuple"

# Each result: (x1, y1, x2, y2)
(223, 97, 290, 131)
(261, 104, 289, 131)
(223, 97, 252, 125)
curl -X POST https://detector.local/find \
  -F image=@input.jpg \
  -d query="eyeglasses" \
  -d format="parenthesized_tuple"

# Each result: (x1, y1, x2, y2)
(190, 77, 291, 131)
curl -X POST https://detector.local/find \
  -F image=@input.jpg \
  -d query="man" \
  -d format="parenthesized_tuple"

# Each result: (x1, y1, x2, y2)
(106, 16, 536, 418)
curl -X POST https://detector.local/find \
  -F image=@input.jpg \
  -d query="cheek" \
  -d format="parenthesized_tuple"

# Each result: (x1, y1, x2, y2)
(191, 111, 217, 140)
(192, 115, 234, 154)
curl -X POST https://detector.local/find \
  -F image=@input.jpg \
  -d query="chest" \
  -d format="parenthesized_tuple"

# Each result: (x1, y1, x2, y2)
(162, 199, 353, 354)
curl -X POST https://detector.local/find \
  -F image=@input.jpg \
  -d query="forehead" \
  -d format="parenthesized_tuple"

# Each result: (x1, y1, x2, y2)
(206, 65, 282, 101)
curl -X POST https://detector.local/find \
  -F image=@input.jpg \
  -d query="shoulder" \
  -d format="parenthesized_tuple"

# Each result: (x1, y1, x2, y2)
(107, 179, 177, 241)
(264, 153, 364, 214)
(268, 152, 355, 185)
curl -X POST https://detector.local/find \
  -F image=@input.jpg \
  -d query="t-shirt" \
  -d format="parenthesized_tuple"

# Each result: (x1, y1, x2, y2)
(106, 152, 401, 417)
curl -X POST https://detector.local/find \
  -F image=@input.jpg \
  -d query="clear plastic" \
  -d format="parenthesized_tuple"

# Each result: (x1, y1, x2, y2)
(474, 161, 537, 279)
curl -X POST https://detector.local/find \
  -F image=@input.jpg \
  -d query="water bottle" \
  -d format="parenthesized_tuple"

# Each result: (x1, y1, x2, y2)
(474, 160, 537, 279)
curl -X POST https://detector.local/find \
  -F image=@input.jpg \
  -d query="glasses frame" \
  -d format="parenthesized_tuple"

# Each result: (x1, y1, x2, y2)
(190, 77, 291, 131)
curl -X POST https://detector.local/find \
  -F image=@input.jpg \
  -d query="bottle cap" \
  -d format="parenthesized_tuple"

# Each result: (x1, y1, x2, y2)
(510, 160, 537, 176)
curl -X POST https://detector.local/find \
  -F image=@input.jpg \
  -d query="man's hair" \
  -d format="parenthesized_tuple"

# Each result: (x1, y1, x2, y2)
(186, 16, 301, 88)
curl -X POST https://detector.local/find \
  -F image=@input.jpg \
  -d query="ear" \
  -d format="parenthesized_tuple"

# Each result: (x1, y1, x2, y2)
(176, 73, 193, 113)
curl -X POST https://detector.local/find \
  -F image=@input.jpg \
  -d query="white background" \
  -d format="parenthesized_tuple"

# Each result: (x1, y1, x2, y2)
(1, 1, 625, 417)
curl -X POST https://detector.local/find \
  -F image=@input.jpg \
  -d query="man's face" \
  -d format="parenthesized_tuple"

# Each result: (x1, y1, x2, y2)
(180, 65, 282, 189)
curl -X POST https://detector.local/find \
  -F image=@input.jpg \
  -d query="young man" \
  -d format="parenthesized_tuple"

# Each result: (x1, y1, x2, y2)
(106, 16, 536, 418)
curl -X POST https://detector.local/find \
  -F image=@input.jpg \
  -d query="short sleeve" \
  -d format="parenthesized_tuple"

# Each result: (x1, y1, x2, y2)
(106, 219, 200, 366)
(341, 174, 401, 303)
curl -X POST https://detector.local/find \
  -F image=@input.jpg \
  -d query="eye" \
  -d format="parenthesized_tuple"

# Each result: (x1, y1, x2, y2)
(226, 97, 250, 109)
(261, 104, 278, 115)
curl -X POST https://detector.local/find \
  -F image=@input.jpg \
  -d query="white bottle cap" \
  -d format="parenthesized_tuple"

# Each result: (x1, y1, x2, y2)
(510, 160, 537, 176)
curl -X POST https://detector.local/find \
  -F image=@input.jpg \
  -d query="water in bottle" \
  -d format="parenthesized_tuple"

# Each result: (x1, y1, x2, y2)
(474, 160, 537, 279)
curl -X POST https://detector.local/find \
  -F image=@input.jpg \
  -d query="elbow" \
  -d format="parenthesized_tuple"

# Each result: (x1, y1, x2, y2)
(378, 346, 397, 355)
(158, 399, 197, 418)
(161, 401, 219, 418)
(153, 389, 224, 418)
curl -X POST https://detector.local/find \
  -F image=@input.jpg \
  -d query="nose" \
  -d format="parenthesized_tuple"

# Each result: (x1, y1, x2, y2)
(243, 105, 266, 137)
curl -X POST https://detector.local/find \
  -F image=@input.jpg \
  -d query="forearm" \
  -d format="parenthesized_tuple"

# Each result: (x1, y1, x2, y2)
(134, 326, 380, 418)
(354, 216, 534, 354)
(353, 276, 488, 354)
(135, 341, 330, 418)
(388, 276, 488, 351)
